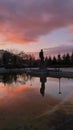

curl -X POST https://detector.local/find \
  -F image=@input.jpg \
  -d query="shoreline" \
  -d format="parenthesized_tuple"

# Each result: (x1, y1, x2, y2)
(0, 67, 73, 79)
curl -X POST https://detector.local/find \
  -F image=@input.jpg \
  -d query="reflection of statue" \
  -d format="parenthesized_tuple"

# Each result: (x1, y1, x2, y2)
(39, 49, 44, 69)
(40, 76, 47, 96)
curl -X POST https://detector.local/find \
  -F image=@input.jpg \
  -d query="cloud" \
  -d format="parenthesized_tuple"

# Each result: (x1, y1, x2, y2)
(68, 25, 73, 34)
(70, 40, 73, 44)
(29, 45, 73, 59)
(0, 0, 73, 43)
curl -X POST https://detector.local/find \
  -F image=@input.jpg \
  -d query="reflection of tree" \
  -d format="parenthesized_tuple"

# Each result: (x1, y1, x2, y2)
(0, 73, 63, 96)
(40, 75, 47, 96)
(2, 74, 17, 85)
(0, 73, 29, 85)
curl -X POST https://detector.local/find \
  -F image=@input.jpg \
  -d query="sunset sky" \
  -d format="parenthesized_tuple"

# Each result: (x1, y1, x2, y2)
(0, 0, 73, 52)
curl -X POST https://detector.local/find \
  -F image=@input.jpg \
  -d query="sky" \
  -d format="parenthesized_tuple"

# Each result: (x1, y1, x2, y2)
(0, 0, 73, 53)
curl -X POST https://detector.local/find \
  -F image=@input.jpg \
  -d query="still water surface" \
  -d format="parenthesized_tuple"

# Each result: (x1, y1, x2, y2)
(0, 73, 73, 130)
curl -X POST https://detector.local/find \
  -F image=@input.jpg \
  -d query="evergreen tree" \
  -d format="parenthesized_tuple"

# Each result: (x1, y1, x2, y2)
(71, 52, 73, 65)
(57, 54, 62, 66)
(48, 56, 52, 66)
(65, 53, 70, 65)
(62, 54, 66, 65)
(52, 56, 57, 65)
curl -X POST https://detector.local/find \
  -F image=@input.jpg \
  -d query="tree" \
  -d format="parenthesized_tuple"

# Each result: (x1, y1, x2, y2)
(65, 53, 70, 65)
(48, 56, 52, 66)
(52, 56, 57, 66)
(62, 54, 66, 65)
(45, 56, 48, 67)
(57, 54, 62, 66)
(71, 52, 73, 65)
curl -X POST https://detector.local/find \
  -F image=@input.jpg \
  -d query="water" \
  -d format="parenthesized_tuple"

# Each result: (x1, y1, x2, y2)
(0, 73, 73, 130)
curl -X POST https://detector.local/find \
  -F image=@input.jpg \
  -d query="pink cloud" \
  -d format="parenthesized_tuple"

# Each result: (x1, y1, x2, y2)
(0, 0, 73, 43)
(68, 26, 73, 34)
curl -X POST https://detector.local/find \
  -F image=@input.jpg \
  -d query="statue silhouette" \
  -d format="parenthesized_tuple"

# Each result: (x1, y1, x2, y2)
(39, 49, 44, 69)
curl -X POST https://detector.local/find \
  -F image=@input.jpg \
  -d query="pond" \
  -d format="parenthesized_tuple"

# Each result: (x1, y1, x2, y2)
(0, 73, 73, 130)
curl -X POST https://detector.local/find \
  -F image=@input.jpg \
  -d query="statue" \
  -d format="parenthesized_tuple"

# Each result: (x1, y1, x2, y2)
(39, 49, 44, 69)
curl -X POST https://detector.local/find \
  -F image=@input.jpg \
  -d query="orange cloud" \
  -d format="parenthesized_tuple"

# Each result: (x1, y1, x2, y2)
(0, 0, 73, 44)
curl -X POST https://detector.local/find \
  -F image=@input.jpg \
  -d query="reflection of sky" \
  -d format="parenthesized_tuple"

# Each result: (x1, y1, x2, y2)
(0, 76, 73, 129)
(45, 78, 73, 101)
(0, 82, 61, 121)
(0, 76, 73, 102)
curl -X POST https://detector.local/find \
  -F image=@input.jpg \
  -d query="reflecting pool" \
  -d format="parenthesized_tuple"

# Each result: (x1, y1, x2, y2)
(0, 73, 73, 130)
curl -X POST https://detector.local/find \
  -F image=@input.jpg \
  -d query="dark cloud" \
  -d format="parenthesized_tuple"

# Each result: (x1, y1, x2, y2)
(0, 0, 73, 43)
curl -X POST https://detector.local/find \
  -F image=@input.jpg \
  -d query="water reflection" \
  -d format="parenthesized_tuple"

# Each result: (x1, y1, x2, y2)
(0, 73, 30, 85)
(59, 78, 62, 95)
(40, 76, 62, 96)
(0, 73, 73, 129)
(0, 73, 64, 96)
(40, 75, 46, 96)
(0, 73, 73, 99)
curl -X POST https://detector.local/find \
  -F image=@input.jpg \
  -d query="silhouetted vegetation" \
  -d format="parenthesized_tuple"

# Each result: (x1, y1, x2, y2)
(43, 52, 73, 68)
(0, 50, 73, 68)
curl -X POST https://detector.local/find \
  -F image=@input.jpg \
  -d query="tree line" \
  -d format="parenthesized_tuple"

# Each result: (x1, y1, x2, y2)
(0, 50, 73, 68)
(44, 52, 73, 67)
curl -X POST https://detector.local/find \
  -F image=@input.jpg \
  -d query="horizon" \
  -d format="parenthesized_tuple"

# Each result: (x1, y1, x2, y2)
(0, 44, 73, 60)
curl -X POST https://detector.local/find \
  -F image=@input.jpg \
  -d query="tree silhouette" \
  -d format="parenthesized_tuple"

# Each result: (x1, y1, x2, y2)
(71, 52, 73, 65)
(1, 49, 73, 68)
(57, 54, 62, 66)
(52, 56, 57, 65)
